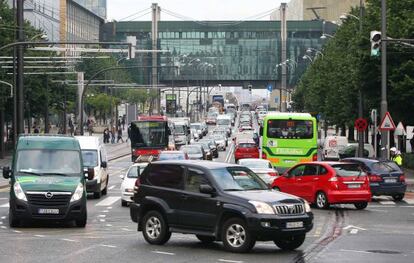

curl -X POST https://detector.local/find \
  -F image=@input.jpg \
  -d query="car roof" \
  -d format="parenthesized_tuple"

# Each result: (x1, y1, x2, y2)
(159, 150, 185, 154)
(152, 160, 239, 169)
(130, 162, 149, 167)
(237, 140, 255, 144)
(341, 157, 379, 163)
(17, 135, 80, 151)
(239, 158, 269, 163)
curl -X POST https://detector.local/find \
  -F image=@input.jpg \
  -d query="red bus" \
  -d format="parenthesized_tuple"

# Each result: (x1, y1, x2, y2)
(130, 116, 170, 162)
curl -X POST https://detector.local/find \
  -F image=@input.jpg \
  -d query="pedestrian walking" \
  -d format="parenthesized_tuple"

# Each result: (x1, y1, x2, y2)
(390, 147, 403, 167)
(111, 126, 116, 144)
(103, 128, 110, 143)
(122, 115, 126, 130)
(117, 127, 124, 143)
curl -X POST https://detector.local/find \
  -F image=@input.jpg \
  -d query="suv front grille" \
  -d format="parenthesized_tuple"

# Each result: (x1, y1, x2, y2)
(26, 192, 72, 206)
(273, 204, 304, 215)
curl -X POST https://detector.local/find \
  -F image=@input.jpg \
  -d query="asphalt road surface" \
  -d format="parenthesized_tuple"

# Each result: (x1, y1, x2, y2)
(1, 124, 414, 263)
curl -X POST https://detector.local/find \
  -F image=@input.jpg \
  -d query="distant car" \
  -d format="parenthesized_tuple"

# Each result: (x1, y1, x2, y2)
(234, 140, 259, 162)
(212, 134, 227, 150)
(239, 125, 253, 132)
(158, 151, 189, 161)
(342, 158, 406, 201)
(213, 127, 229, 138)
(120, 162, 149, 206)
(272, 162, 371, 209)
(193, 142, 213, 160)
(180, 145, 205, 160)
(200, 139, 218, 158)
(206, 113, 218, 125)
(190, 123, 203, 139)
(238, 158, 278, 184)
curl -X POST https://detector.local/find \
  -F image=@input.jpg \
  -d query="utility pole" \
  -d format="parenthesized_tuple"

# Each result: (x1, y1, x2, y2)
(151, 3, 160, 114)
(280, 3, 287, 112)
(357, 0, 365, 157)
(380, 0, 388, 159)
(16, 0, 24, 134)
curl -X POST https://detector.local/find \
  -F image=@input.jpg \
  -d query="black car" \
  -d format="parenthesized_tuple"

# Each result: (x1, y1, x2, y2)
(342, 158, 407, 201)
(199, 139, 219, 158)
(130, 161, 313, 253)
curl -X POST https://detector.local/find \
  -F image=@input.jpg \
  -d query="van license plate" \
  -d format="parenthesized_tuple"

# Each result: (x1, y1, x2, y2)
(348, 184, 361, 189)
(38, 209, 59, 214)
(286, 221, 303, 228)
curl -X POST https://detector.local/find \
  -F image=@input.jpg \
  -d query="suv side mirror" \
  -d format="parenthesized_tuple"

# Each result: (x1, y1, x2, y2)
(101, 161, 107, 168)
(2, 166, 11, 179)
(86, 168, 95, 180)
(199, 184, 215, 195)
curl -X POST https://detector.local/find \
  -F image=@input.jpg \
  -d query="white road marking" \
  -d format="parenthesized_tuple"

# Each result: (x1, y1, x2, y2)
(108, 185, 116, 190)
(13, 230, 22, 233)
(121, 228, 133, 231)
(99, 219, 106, 222)
(0, 197, 8, 200)
(95, 196, 120, 207)
(343, 225, 366, 231)
(105, 224, 112, 227)
(152, 250, 175, 256)
(1, 216, 5, 219)
(218, 259, 244, 263)
(34, 235, 45, 238)
(404, 199, 414, 205)
(101, 210, 109, 213)
(1, 226, 7, 229)
(350, 229, 358, 234)
(379, 201, 395, 205)
(107, 206, 113, 209)
(98, 214, 106, 218)
(0, 203, 9, 208)
(340, 249, 372, 254)
(100, 244, 117, 248)
(61, 238, 77, 242)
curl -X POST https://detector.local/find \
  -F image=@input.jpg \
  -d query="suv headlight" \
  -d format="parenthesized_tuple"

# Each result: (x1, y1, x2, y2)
(249, 201, 274, 214)
(70, 183, 84, 202)
(14, 182, 27, 201)
(304, 200, 311, 213)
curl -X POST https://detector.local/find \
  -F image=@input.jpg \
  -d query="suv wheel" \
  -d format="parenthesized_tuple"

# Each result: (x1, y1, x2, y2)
(392, 194, 404, 201)
(196, 235, 215, 244)
(274, 234, 305, 250)
(354, 202, 368, 210)
(315, 191, 329, 209)
(222, 218, 256, 253)
(142, 211, 171, 245)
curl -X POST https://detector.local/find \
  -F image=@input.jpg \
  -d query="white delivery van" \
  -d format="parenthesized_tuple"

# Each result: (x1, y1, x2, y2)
(322, 135, 348, 160)
(75, 136, 109, 199)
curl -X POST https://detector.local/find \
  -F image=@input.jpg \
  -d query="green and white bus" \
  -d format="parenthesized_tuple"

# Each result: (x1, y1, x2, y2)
(261, 112, 318, 172)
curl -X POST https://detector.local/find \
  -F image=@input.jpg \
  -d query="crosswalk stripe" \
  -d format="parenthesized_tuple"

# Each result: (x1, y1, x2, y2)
(379, 201, 396, 205)
(95, 196, 120, 207)
(0, 203, 9, 208)
(404, 199, 414, 205)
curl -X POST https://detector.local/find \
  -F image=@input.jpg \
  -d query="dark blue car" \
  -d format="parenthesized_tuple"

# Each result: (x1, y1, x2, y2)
(342, 158, 406, 201)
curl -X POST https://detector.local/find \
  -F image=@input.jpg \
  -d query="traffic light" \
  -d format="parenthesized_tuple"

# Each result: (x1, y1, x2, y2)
(248, 84, 252, 93)
(126, 36, 136, 59)
(370, 31, 381, 57)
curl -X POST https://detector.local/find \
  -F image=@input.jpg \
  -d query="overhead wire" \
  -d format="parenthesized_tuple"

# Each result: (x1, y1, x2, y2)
(119, 8, 151, 21)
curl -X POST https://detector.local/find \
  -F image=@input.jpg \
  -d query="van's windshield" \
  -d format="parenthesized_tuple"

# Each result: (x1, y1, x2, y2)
(16, 149, 82, 175)
(81, 150, 98, 167)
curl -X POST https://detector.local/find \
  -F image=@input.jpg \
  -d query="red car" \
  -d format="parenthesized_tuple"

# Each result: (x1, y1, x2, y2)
(271, 162, 371, 210)
(234, 140, 259, 162)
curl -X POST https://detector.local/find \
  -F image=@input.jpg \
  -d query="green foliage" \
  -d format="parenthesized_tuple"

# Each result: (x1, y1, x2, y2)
(293, 0, 414, 126)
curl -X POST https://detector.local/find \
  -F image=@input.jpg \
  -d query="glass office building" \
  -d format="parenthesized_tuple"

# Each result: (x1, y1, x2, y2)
(102, 20, 336, 88)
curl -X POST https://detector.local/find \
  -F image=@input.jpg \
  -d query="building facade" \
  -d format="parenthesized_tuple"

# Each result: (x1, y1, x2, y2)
(73, 0, 107, 19)
(270, 0, 365, 23)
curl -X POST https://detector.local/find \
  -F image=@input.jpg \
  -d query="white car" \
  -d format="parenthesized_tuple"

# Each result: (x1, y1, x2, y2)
(238, 158, 279, 184)
(120, 162, 149, 206)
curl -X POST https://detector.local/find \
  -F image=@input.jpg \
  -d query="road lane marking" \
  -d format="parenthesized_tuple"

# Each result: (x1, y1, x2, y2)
(350, 229, 358, 234)
(340, 249, 372, 254)
(1, 216, 5, 219)
(0, 203, 9, 208)
(98, 215, 106, 218)
(95, 196, 120, 207)
(34, 234, 45, 238)
(99, 219, 106, 222)
(13, 230, 22, 233)
(61, 238, 77, 242)
(102, 210, 109, 213)
(100, 244, 117, 248)
(404, 199, 414, 205)
(108, 185, 116, 190)
(121, 228, 133, 231)
(105, 224, 112, 227)
(218, 259, 244, 263)
(379, 201, 395, 205)
(152, 250, 175, 256)
(1, 226, 7, 229)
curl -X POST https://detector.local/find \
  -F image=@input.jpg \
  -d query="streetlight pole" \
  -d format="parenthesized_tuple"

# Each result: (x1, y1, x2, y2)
(16, 0, 24, 135)
(357, 0, 365, 158)
(380, 0, 388, 159)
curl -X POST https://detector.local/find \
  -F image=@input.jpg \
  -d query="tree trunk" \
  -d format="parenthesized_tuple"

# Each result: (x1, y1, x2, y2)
(348, 126, 355, 142)
(340, 124, 346, 136)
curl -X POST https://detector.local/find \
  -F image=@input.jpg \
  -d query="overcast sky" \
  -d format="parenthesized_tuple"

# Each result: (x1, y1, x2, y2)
(107, 0, 285, 21)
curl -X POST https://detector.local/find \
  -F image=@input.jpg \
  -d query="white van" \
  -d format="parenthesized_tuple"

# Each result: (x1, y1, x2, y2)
(75, 136, 108, 199)
(322, 136, 348, 160)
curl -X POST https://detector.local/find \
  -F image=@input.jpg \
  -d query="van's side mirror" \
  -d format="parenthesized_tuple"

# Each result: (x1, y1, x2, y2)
(2, 166, 11, 179)
(199, 184, 215, 195)
(101, 161, 107, 168)
(119, 174, 125, 180)
(259, 126, 263, 136)
(86, 168, 95, 180)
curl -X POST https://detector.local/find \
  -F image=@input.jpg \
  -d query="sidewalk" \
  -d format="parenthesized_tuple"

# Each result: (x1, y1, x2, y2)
(403, 168, 414, 193)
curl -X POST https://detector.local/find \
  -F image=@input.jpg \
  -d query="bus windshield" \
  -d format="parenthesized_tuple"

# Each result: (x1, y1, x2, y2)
(130, 121, 168, 148)
(267, 120, 313, 139)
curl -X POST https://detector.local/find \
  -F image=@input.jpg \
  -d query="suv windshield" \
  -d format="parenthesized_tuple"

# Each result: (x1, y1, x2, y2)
(81, 150, 98, 167)
(211, 167, 268, 191)
(332, 164, 365, 177)
(16, 149, 81, 175)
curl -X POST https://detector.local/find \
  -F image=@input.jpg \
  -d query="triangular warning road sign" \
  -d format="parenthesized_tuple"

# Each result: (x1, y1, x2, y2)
(379, 111, 396, 131)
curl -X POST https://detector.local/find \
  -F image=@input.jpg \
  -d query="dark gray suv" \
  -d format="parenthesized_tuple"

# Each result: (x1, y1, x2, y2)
(130, 161, 313, 253)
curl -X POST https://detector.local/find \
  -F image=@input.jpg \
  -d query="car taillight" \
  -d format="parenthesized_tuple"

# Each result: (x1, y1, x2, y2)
(268, 172, 278, 177)
(312, 153, 318, 161)
(368, 174, 382, 182)
(399, 175, 406, 183)
(262, 152, 267, 159)
(134, 178, 141, 188)
(328, 176, 338, 182)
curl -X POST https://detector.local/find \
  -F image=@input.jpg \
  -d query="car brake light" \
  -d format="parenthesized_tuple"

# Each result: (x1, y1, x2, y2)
(399, 175, 406, 183)
(328, 176, 338, 182)
(368, 174, 382, 182)
(268, 172, 278, 177)
(312, 153, 318, 161)
(135, 178, 141, 188)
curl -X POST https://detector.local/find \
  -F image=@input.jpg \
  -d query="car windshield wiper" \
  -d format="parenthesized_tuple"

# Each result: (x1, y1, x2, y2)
(18, 171, 43, 176)
(223, 188, 245, 191)
(41, 172, 68, 176)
